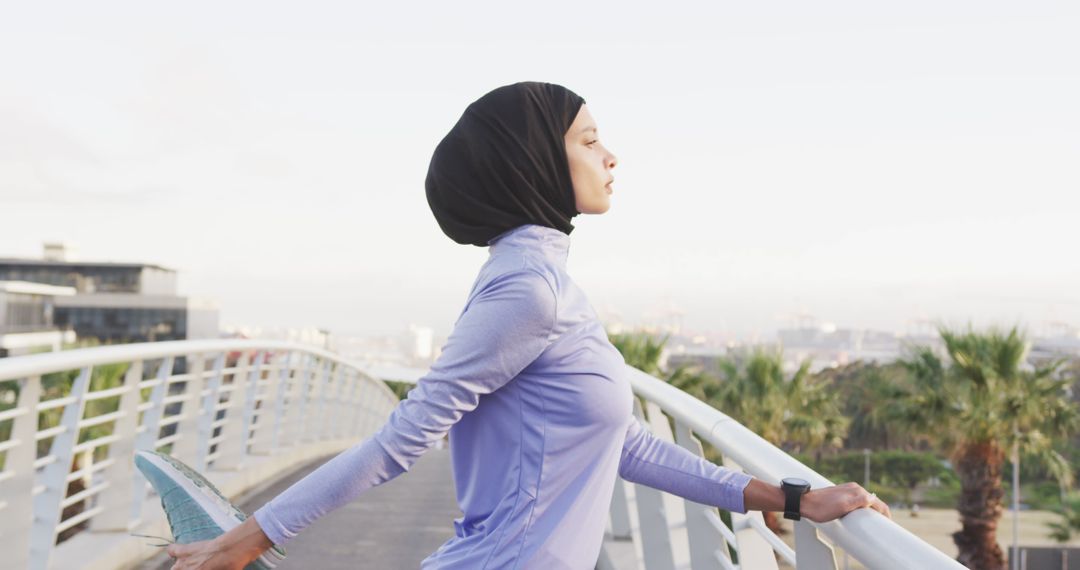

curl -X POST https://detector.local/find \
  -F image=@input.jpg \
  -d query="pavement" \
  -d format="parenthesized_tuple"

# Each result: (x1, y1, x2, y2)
(137, 447, 461, 569)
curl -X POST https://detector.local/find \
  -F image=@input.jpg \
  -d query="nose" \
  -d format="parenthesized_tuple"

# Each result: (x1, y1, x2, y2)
(606, 150, 618, 170)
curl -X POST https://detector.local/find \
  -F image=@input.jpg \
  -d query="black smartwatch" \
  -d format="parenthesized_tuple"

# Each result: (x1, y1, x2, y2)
(781, 477, 812, 521)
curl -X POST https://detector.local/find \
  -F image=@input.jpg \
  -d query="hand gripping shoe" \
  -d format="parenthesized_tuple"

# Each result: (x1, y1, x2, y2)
(134, 450, 287, 569)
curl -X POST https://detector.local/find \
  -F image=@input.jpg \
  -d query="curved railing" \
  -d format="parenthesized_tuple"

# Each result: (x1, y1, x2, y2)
(0, 340, 399, 570)
(597, 365, 965, 570)
(0, 340, 966, 570)
(379, 364, 966, 570)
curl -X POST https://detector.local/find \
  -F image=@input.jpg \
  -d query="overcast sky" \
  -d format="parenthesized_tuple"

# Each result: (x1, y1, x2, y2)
(2, 1, 1078, 340)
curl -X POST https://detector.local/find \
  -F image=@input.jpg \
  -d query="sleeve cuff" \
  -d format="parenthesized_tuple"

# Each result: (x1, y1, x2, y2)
(725, 471, 754, 514)
(253, 502, 294, 547)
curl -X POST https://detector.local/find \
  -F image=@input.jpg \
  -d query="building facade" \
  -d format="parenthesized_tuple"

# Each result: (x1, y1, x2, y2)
(0, 246, 218, 347)
(0, 281, 77, 357)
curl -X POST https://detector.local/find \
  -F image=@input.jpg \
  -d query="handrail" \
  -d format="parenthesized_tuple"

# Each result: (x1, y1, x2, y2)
(388, 363, 963, 569)
(622, 365, 965, 570)
(0, 340, 400, 570)
(0, 339, 367, 381)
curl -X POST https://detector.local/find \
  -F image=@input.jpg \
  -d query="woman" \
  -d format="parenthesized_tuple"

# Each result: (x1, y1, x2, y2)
(159, 81, 891, 569)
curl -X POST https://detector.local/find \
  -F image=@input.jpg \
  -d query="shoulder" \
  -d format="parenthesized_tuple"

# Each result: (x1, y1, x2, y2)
(478, 264, 556, 311)
(476, 253, 558, 300)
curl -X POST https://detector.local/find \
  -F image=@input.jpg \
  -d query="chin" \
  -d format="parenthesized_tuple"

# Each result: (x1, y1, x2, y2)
(575, 192, 611, 215)
(583, 201, 611, 215)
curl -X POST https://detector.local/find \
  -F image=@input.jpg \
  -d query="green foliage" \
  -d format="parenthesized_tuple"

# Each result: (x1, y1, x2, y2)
(384, 380, 414, 401)
(895, 325, 1080, 489)
(716, 348, 848, 454)
(1047, 494, 1080, 543)
(815, 361, 921, 450)
(921, 480, 962, 508)
(797, 449, 949, 505)
(609, 332, 848, 457)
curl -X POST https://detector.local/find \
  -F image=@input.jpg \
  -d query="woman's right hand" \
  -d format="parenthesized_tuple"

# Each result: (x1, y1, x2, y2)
(165, 539, 242, 570)
(165, 516, 273, 569)
(801, 482, 892, 523)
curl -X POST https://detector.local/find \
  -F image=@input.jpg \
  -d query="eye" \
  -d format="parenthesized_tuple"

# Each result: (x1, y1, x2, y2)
(585, 139, 598, 147)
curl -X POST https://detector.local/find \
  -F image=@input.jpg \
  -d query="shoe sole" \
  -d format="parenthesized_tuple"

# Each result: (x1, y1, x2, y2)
(135, 450, 287, 568)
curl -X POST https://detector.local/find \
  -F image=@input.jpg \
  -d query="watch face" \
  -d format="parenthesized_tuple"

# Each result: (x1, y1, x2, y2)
(782, 477, 810, 488)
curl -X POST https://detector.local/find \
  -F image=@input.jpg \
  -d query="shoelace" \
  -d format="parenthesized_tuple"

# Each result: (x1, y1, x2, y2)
(129, 531, 174, 548)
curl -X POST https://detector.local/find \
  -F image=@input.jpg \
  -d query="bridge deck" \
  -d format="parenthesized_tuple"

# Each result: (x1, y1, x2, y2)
(139, 447, 462, 569)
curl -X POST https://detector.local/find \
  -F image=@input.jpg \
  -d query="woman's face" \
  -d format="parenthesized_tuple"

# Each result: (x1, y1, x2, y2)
(564, 104, 618, 214)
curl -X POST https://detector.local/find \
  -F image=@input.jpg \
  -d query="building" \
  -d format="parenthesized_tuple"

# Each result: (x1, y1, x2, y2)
(0, 244, 218, 346)
(0, 281, 77, 357)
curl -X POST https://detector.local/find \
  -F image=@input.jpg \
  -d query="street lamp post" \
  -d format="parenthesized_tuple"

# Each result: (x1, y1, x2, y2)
(1012, 427, 1020, 570)
(863, 448, 870, 487)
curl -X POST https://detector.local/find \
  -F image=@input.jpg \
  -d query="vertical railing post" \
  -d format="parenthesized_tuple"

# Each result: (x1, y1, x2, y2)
(242, 350, 265, 451)
(795, 520, 839, 570)
(356, 373, 373, 436)
(173, 354, 207, 469)
(337, 369, 356, 439)
(269, 352, 293, 452)
(131, 356, 174, 522)
(0, 375, 42, 570)
(214, 352, 253, 471)
(91, 360, 143, 531)
(673, 419, 732, 570)
(321, 363, 342, 440)
(721, 455, 780, 570)
(286, 354, 313, 446)
(250, 352, 282, 456)
(312, 360, 331, 442)
(608, 476, 633, 540)
(631, 399, 676, 570)
(196, 354, 225, 469)
(30, 366, 91, 570)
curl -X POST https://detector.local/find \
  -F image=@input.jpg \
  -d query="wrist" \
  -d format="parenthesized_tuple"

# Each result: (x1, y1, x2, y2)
(742, 478, 786, 513)
(800, 489, 821, 521)
(214, 517, 274, 561)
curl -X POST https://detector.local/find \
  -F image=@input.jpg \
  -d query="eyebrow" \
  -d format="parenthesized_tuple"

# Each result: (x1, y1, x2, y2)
(580, 126, 597, 135)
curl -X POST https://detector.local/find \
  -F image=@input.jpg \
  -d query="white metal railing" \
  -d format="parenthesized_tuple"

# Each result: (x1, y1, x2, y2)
(384, 364, 965, 570)
(610, 365, 966, 570)
(0, 339, 399, 570)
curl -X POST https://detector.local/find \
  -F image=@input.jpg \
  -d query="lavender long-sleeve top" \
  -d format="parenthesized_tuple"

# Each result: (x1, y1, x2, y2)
(253, 224, 753, 569)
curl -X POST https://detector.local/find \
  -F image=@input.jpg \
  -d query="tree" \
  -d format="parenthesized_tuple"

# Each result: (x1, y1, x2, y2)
(608, 332, 712, 400)
(716, 348, 848, 455)
(818, 361, 918, 451)
(715, 348, 849, 533)
(895, 325, 1079, 570)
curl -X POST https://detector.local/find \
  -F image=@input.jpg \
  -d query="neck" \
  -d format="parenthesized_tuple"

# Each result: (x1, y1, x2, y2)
(488, 224, 570, 266)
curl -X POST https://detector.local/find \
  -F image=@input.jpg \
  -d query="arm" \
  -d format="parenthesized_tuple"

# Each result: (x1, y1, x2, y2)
(618, 418, 892, 522)
(248, 269, 557, 546)
(618, 417, 753, 513)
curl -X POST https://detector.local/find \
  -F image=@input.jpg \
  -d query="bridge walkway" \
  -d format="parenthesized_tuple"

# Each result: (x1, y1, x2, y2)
(138, 447, 462, 569)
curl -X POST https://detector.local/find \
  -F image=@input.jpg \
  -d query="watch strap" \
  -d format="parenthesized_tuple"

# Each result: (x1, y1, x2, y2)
(782, 480, 808, 521)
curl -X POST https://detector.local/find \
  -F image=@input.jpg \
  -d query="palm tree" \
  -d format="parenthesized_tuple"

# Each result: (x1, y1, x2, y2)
(819, 361, 915, 450)
(608, 334, 848, 534)
(608, 332, 710, 399)
(716, 348, 848, 455)
(715, 348, 849, 533)
(895, 325, 1079, 570)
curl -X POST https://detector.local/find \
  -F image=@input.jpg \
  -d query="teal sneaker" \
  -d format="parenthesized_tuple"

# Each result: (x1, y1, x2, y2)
(134, 450, 287, 569)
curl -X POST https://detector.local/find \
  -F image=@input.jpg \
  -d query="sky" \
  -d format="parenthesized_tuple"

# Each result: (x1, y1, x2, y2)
(2, 1, 1078, 340)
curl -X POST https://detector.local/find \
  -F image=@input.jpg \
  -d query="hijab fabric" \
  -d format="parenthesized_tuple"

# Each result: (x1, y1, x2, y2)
(425, 81, 586, 247)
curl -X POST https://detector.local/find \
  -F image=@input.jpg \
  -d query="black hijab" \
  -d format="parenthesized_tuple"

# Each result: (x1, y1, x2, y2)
(425, 81, 586, 247)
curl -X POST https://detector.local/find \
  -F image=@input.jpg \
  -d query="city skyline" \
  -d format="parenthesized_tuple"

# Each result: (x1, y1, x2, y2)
(3, 2, 1078, 340)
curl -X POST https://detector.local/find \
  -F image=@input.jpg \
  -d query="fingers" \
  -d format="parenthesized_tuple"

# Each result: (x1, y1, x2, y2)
(859, 488, 892, 519)
(872, 496, 892, 519)
(845, 483, 892, 520)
